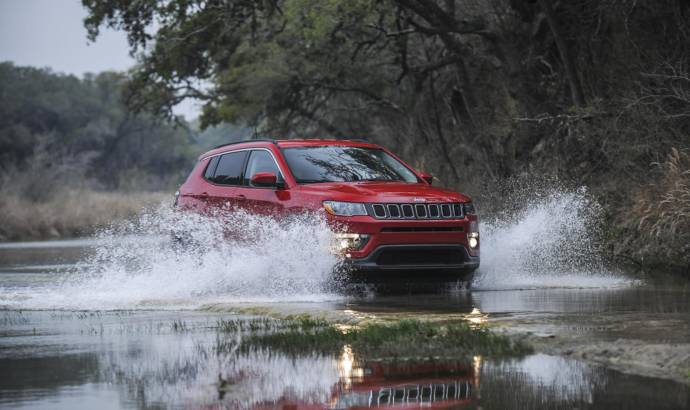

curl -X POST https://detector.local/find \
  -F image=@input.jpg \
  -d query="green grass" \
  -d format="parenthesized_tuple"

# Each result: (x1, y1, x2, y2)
(222, 318, 531, 358)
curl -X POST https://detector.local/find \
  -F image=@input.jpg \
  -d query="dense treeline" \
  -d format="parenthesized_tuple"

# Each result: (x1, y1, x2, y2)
(0, 62, 198, 192)
(0, 63, 253, 240)
(0, 63, 189, 239)
(81, 0, 689, 271)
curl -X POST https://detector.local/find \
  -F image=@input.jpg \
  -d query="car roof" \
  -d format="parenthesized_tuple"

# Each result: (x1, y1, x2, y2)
(198, 138, 381, 160)
(276, 139, 380, 148)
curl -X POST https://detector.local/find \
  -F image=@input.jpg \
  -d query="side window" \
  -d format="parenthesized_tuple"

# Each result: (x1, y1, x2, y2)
(243, 150, 281, 186)
(203, 156, 220, 180)
(210, 151, 247, 185)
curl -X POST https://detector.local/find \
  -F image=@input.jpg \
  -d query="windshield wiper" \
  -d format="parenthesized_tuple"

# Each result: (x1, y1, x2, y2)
(297, 179, 333, 184)
(358, 178, 401, 182)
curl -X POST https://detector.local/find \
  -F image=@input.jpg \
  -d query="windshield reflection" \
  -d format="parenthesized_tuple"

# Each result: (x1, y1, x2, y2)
(282, 147, 419, 184)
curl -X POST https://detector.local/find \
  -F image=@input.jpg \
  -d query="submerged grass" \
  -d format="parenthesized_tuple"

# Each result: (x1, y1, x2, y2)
(219, 317, 531, 358)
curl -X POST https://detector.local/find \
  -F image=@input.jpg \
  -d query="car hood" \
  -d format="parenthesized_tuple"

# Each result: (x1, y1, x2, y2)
(296, 181, 471, 203)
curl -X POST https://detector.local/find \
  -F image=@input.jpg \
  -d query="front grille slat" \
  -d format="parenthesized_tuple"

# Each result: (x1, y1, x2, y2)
(441, 204, 452, 218)
(452, 204, 464, 218)
(368, 202, 466, 220)
(387, 204, 401, 218)
(401, 204, 414, 218)
(372, 204, 387, 218)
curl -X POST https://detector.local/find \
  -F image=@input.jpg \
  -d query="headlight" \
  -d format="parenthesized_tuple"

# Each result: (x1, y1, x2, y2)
(464, 202, 476, 215)
(468, 232, 479, 249)
(468, 219, 479, 249)
(323, 201, 367, 216)
(333, 233, 370, 253)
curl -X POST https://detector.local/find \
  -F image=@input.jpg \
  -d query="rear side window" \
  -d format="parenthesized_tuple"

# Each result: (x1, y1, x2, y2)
(208, 151, 247, 185)
(243, 150, 282, 186)
(204, 156, 220, 179)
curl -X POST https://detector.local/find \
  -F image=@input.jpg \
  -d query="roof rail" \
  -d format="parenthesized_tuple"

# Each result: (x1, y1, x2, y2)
(212, 138, 276, 150)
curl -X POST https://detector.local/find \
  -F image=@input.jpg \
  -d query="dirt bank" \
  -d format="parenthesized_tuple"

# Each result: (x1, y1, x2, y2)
(204, 300, 690, 386)
(506, 332, 690, 386)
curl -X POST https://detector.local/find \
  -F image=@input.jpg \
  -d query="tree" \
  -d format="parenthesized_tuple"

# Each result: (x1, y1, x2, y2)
(537, 0, 585, 107)
(80, 0, 689, 192)
(0, 62, 197, 190)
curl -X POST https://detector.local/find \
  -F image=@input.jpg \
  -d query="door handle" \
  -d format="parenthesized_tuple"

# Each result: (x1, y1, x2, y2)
(237, 194, 246, 200)
(198, 192, 209, 198)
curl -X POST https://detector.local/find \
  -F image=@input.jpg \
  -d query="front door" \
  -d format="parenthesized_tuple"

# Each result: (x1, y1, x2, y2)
(236, 149, 290, 217)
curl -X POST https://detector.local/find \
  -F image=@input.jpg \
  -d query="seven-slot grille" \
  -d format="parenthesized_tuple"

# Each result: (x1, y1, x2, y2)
(366, 203, 464, 220)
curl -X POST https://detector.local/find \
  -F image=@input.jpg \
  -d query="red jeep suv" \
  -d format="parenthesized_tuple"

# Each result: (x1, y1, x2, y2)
(175, 139, 479, 282)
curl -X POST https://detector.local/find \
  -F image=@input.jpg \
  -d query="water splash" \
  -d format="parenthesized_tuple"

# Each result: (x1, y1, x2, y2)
(474, 188, 630, 289)
(4, 207, 342, 310)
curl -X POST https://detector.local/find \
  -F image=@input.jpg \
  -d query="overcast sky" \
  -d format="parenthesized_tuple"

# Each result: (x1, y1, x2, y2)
(0, 0, 199, 118)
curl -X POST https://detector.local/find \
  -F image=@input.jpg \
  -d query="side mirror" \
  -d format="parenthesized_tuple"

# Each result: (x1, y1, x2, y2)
(250, 172, 278, 187)
(419, 171, 433, 185)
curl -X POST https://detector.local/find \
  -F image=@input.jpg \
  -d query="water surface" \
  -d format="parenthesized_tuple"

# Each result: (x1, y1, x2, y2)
(1, 239, 688, 409)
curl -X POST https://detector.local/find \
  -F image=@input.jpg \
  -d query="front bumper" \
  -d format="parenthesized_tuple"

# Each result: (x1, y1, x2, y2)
(330, 213, 479, 258)
(342, 243, 480, 272)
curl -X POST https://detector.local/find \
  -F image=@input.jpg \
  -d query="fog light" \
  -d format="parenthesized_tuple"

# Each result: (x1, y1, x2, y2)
(333, 233, 369, 253)
(468, 232, 479, 249)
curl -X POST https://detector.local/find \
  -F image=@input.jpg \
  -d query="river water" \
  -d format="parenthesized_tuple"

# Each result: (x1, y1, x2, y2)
(1, 237, 688, 410)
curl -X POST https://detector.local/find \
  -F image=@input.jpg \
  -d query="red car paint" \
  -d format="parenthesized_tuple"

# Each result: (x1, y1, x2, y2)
(208, 359, 475, 410)
(176, 139, 479, 280)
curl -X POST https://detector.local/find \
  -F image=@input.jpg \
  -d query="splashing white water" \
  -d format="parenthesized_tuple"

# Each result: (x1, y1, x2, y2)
(2, 207, 342, 310)
(474, 189, 630, 289)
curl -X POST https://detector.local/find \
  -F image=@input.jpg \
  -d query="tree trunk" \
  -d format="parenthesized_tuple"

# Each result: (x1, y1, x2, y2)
(538, 0, 586, 107)
(445, 0, 455, 19)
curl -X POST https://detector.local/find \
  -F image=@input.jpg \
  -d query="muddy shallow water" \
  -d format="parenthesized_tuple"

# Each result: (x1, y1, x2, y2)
(1, 239, 689, 409)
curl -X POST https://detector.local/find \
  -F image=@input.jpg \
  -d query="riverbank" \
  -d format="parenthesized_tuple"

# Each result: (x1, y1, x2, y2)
(522, 334, 690, 386)
(0, 189, 168, 242)
(205, 286, 690, 387)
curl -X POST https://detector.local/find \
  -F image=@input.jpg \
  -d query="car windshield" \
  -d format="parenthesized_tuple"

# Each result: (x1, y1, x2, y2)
(282, 146, 419, 184)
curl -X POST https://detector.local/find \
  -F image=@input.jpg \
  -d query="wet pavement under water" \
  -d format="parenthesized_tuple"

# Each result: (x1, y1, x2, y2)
(0, 239, 689, 409)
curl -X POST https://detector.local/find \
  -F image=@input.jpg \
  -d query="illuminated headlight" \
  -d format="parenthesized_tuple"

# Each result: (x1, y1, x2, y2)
(333, 233, 370, 253)
(323, 201, 367, 216)
(468, 232, 479, 249)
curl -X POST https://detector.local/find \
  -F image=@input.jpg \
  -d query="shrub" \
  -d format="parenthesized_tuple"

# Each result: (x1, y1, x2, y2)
(633, 148, 690, 267)
(0, 188, 168, 241)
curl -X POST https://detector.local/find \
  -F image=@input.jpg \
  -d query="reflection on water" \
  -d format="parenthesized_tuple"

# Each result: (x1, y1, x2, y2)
(1, 240, 690, 409)
(1, 311, 688, 409)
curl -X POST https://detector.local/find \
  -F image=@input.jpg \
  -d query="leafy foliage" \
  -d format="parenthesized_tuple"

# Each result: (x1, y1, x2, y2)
(81, 0, 689, 180)
(0, 62, 196, 191)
